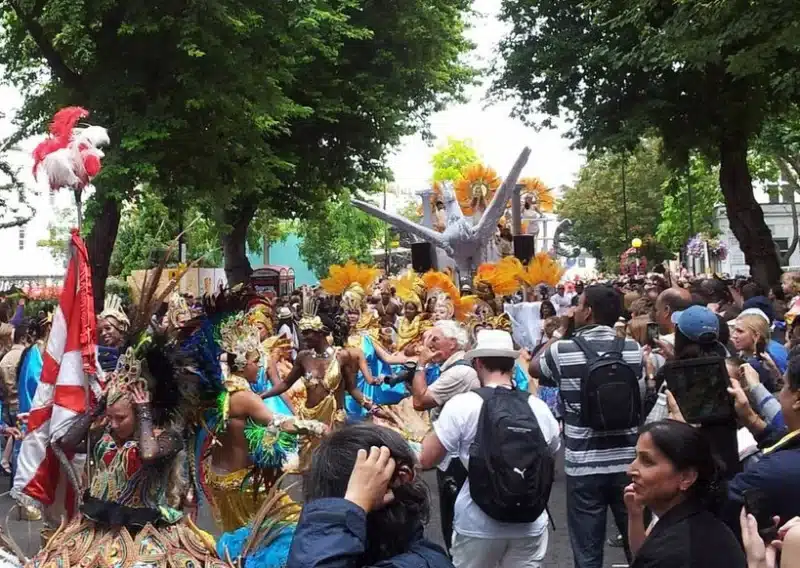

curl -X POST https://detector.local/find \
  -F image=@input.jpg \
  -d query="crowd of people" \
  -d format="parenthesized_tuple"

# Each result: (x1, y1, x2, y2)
(0, 261, 798, 568)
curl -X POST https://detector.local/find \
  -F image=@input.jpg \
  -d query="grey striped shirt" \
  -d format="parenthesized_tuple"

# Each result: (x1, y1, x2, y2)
(539, 325, 644, 477)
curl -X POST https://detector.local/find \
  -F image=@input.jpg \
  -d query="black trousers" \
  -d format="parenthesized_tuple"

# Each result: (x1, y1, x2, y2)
(436, 459, 468, 552)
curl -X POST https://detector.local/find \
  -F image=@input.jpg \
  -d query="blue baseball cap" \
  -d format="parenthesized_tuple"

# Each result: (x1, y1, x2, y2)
(671, 305, 720, 343)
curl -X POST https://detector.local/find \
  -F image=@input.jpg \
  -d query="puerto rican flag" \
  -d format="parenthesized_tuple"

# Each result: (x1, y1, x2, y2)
(12, 229, 97, 519)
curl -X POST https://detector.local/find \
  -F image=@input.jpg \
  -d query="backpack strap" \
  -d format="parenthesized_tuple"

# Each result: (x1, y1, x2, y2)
(609, 336, 626, 356)
(572, 335, 599, 363)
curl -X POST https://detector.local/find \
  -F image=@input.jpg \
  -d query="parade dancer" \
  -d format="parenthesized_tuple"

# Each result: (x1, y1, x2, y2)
(319, 261, 407, 420)
(191, 307, 325, 533)
(259, 307, 384, 468)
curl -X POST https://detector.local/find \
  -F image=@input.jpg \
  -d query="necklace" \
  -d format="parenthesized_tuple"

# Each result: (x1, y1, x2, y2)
(311, 346, 334, 359)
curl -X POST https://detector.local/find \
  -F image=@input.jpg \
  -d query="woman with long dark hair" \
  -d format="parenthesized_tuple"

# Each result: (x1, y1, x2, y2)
(625, 420, 745, 568)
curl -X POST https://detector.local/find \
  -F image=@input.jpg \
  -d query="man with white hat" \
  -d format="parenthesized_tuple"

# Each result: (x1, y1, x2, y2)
(421, 330, 560, 568)
(276, 305, 299, 360)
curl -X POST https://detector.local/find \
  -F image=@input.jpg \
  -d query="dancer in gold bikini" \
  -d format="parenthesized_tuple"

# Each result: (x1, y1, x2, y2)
(260, 310, 381, 468)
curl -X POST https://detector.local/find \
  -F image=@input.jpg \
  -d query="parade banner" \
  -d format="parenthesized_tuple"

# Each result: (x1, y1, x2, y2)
(12, 229, 96, 519)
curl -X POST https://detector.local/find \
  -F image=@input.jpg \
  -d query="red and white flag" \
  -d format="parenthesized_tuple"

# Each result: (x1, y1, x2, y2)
(12, 229, 97, 519)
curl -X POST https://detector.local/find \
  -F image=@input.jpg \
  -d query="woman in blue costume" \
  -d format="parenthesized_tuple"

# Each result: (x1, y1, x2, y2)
(319, 263, 408, 421)
(245, 306, 295, 416)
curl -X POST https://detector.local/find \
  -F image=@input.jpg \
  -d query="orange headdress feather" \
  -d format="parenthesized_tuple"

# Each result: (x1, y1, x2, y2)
(520, 252, 565, 288)
(474, 257, 524, 297)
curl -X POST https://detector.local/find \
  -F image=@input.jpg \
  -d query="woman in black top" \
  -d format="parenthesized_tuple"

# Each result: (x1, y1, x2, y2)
(626, 420, 746, 568)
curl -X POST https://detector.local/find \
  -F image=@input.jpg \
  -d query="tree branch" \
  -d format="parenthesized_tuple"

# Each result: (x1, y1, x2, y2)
(7, 0, 84, 92)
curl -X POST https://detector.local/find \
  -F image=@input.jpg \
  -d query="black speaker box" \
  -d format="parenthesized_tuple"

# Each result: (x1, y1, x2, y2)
(514, 235, 536, 264)
(411, 242, 437, 273)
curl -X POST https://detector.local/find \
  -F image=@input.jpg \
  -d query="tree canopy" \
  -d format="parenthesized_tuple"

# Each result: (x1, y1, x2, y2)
(295, 192, 385, 278)
(0, 0, 475, 304)
(492, 0, 800, 286)
(558, 139, 668, 264)
(430, 137, 480, 183)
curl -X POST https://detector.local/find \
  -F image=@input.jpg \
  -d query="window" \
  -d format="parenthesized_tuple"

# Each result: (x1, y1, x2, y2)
(767, 185, 780, 204)
(18, 225, 25, 251)
(578, 257, 586, 268)
(775, 238, 790, 257)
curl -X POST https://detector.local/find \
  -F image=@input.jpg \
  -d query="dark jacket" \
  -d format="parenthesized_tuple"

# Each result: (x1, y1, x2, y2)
(632, 500, 745, 568)
(725, 429, 800, 537)
(287, 498, 453, 568)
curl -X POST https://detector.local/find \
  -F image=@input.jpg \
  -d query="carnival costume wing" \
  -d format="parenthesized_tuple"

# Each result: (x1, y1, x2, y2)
(350, 199, 452, 252)
(473, 148, 532, 243)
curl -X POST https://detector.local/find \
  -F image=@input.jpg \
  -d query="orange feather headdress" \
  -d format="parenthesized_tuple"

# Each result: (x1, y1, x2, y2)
(320, 260, 382, 312)
(422, 271, 475, 322)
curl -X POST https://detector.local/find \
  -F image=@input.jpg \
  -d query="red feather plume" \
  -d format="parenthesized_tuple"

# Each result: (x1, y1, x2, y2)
(49, 106, 88, 141)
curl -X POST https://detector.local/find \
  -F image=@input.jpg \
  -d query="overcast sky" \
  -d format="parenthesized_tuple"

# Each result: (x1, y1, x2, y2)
(386, 0, 584, 193)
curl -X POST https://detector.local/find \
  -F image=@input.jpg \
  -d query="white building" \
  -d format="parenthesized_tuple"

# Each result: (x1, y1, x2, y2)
(714, 177, 800, 276)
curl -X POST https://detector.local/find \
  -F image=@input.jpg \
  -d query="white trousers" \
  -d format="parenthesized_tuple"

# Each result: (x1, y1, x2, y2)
(451, 529, 549, 568)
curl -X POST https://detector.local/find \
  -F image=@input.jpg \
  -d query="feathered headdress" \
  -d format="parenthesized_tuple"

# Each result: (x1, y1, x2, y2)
(219, 313, 263, 370)
(422, 271, 475, 322)
(320, 260, 381, 313)
(32, 106, 110, 191)
(520, 252, 565, 288)
(520, 177, 555, 213)
(391, 270, 425, 309)
(454, 164, 501, 216)
(99, 294, 130, 331)
(473, 257, 524, 297)
(298, 288, 325, 332)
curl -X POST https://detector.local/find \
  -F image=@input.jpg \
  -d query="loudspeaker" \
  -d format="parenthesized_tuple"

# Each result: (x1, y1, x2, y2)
(411, 242, 437, 273)
(514, 235, 536, 264)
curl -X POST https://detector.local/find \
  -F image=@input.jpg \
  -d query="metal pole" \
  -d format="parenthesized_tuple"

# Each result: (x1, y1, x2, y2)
(383, 185, 390, 273)
(621, 158, 629, 243)
(512, 183, 523, 235)
(687, 164, 695, 274)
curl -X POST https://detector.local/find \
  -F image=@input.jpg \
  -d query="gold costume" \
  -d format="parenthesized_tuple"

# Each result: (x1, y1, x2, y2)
(296, 350, 347, 468)
(30, 513, 224, 568)
(203, 459, 298, 534)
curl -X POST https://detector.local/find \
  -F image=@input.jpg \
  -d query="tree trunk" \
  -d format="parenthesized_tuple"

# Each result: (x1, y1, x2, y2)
(718, 135, 782, 288)
(85, 194, 122, 313)
(222, 206, 255, 286)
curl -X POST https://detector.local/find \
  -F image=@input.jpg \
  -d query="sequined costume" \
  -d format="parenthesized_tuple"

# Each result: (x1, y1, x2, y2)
(191, 308, 325, 534)
(202, 374, 302, 533)
(26, 396, 225, 568)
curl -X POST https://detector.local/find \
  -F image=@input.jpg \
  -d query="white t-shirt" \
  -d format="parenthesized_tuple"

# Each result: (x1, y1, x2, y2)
(433, 387, 561, 539)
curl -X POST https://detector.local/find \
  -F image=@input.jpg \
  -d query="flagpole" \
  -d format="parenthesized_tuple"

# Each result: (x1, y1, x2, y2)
(73, 187, 93, 491)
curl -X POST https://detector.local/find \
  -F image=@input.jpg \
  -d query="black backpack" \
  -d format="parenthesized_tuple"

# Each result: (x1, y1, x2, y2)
(572, 336, 642, 431)
(468, 387, 555, 523)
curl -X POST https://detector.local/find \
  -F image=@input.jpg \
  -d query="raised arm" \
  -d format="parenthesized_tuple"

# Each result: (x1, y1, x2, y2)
(129, 384, 183, 463)
(261, 354, 305, 400)
(56, 396, 107, 454)
(371, 340, 412, 366)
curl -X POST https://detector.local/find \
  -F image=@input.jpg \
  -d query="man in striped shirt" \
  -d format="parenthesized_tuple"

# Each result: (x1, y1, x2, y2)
(536, 285, 644, 568)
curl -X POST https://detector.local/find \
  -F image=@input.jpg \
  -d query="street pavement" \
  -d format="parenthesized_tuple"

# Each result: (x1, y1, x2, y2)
(0, 450, 628, 567)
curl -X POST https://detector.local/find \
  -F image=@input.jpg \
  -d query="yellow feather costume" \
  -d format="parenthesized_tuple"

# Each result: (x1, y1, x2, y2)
(455, 164, 501, 216)
(520, 252, 566, 288)
(422, 271, 475, 322)
(391, 271, 431, 352)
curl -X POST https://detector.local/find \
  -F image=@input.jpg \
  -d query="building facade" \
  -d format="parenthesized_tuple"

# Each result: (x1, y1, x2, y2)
(713, 178, 800, 275)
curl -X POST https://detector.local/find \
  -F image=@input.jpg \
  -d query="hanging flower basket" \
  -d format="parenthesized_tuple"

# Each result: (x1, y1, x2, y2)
(687, 233, 728, 260)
